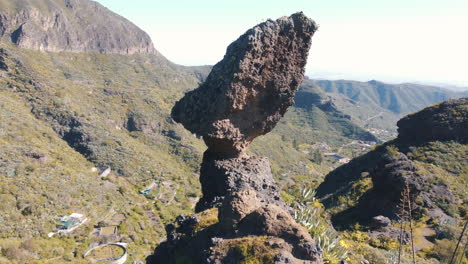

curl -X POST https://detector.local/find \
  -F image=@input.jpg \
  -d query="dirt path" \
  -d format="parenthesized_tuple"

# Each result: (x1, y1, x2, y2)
(365, 112, 384, 122)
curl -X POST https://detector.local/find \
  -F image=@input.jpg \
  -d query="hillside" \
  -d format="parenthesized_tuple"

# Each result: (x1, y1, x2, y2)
(314, 80, 462, 114)
(0, 0, 156, 54)
(313, 79, 461, 115)
(1, 0, 466, 263)
(324, 91, 400, 139)
(0, 41, 374, 240)
(0, 1, 382, 263)
(310, 79, 466, 141)
(315, 98, 468, 263)
(0, 42, 209, 262)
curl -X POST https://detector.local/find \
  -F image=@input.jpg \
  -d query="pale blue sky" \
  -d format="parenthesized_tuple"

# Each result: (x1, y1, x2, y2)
(95, 0, 468, 87)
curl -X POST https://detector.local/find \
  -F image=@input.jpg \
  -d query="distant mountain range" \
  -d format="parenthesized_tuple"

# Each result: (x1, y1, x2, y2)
(292, 78, 465, 142)
(413, 81, 468, 92)
(313, 79, 465, 114)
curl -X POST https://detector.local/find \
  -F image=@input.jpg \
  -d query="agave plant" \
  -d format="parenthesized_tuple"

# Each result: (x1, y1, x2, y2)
(293, 188, 349, 264)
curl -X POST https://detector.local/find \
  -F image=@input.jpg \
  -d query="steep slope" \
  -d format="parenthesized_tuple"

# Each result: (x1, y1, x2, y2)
(315, 98, 468, 263)
(324, 92, 399, 139)
(0, 0, 156, 54)
(0, 89, 122, 238)
(268, 78, 378, 147)
(294, 78, 378, 143)
(0, 41, 208, 262)
(311, 79, 466, 141)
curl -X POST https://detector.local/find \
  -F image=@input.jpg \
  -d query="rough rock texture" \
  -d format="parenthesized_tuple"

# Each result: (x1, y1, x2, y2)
(397, 98, 468, 143)
(149, 12, 321, 264)
(238, 204, 321, 261)
(328, 152, 425, 226)
(0, 0, 156, 54)
(0, 48, 8, 71)
(151, 210, 321, 264)
(370, 215, 391, 230)
(171, 12, 316, 156)
(196, 153, 288, 212)
(319, 147, 457, 234)
(367, 153, 421, 217)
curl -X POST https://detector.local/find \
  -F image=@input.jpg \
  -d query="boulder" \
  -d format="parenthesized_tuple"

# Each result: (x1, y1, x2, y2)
(370, 215, 391, 230)
(397, 98, 468, 143)
(238, 204, 322, 261)
(172, 12, 317, 156)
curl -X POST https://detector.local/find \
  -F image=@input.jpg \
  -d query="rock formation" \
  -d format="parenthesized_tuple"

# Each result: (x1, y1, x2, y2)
(0, 0, 156, 55)
(315, 98, 468, 241)
(171, 12, 315, 157)
(148, 12, 322, 264)
(397, 98, 468, 143)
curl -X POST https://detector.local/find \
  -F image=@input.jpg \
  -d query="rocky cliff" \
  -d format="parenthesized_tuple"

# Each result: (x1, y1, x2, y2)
(0, 0, 156, 54)
(149, 12, 323, 264)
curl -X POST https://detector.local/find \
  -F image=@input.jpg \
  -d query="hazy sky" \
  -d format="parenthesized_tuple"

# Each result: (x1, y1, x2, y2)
(95, 0, 468, 87)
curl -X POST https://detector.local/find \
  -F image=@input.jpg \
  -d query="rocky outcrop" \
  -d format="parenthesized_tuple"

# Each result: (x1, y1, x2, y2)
(397, 98, 468, 143)
(0, 0, 156, 55)
(171, 12, 316, 156)
(317, 130, 465, 243)
(356, 153, 423, 219)
(0, 48, 8, 71)
(319, 147, 457, 229)
(148, 12, 321, 263)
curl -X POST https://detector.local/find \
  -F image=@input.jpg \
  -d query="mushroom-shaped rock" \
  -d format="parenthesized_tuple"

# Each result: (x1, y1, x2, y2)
(149, 13, 322, 264)
(171, 12, 317, 157)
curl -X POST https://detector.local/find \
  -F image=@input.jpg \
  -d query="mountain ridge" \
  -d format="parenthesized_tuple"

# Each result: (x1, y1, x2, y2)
(0, 0, 157, 55)
(313, 79, 463, 114)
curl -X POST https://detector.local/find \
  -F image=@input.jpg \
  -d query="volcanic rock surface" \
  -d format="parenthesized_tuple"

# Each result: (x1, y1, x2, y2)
(149, 12, 322, 264)
(195, 153, 289, 213)
(171, 12, 316, 156)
